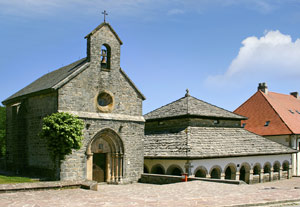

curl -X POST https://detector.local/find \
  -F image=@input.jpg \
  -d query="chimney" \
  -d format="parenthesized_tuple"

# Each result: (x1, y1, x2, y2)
(258, 82, 268, 94)
(290, 92, 299, 99)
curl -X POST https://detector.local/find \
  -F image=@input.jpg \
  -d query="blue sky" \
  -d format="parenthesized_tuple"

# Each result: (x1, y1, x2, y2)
(1, 0, 300, 114)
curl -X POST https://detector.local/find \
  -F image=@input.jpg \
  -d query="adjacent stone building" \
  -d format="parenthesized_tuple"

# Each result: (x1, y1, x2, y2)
(2, 22, 146, 183)
(144, 91, 295, 184)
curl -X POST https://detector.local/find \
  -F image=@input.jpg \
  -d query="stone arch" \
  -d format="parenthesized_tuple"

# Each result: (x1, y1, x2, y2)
(151, 164, 165, 175)
(166, 164, 183, 176)
(239, 162, 251, 184)
(144, 165, 149, 173)
(194, 166, 208, 178)
(86, 128, 124, 183)
(253, 163, 262, 175)
(224, 163, 237, 180)
(263, 162, 271, 173)
(210, 165, 222, 179)
(100, 43, 111, 69)
(282, 160, 289, 171)
(273, 161, 281, 172)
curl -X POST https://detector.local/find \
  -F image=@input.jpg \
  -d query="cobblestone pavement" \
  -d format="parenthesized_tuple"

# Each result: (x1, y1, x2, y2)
(1, 178, 300, 207)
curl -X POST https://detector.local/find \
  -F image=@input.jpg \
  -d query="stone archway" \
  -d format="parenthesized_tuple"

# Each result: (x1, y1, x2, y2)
(86, 128, 124, 183)
(239, 163, 250, 184)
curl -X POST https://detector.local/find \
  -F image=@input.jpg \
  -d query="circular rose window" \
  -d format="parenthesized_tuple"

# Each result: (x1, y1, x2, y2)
(95, 91, 114, 112)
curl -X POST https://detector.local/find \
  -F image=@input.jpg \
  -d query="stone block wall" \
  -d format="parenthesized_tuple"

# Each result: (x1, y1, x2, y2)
(145, 117, 241, 134)
(5, 92, 58, 178)
(60, 119, 144, 183)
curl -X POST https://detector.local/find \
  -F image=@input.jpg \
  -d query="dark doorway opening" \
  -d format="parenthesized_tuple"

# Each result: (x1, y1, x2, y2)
(93, 153, 106, 182)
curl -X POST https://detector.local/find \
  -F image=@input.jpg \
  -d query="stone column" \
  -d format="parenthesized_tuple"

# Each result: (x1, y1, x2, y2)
(111, 153, 115, 182)
(270, 167, 274, 182)
(206, 174, 211, 179)
(119, 154, 123, 182)
(236, 172, 240, 181)
(259, 169, 264, 183)
(221, 173, 225, 180)
(279, 167, 283, 180)
(114, 153, 119, 183)
(249, 169, 253, 184)
(289, 164, 293, 179)
(86, 153, 93, 180)
(106, 153, 111, 182)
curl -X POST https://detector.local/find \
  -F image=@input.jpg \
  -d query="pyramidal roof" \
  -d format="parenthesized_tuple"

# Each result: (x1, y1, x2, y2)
(144, 92, 246, 120)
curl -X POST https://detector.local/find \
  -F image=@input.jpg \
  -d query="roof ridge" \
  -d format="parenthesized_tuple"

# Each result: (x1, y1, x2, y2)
(144, 96, 187, 116)
(189, 95, 246, 119)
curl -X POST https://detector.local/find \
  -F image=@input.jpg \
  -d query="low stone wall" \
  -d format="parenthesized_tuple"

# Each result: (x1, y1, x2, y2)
(139, 174, 245, 185)
(252, 174, 260, 184)
(0, 180, 98, 193)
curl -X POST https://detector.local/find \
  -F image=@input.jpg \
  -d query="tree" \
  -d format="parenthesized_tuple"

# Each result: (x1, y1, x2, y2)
(0, 106, 6, 158)
(40, 112, 84, 165)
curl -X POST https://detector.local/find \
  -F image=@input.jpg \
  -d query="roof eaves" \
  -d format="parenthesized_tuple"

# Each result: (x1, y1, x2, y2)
(2, 88, 56, 106)
(120, 68, 146, 100)
(52, 62, 90, 90)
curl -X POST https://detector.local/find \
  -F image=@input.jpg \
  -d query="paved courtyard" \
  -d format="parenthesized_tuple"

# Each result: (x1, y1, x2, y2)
(1, 178, 300, 207)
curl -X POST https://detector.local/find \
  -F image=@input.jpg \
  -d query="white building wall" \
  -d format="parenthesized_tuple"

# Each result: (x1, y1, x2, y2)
(144, 154, 292, 183)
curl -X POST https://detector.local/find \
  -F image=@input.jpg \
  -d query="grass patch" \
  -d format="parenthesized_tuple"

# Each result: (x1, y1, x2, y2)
(0, 175, 38, 184)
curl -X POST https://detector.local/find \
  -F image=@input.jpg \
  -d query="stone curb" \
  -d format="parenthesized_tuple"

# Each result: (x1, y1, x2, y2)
(0, 180, 98, 193)
(227, 198, 300, 207)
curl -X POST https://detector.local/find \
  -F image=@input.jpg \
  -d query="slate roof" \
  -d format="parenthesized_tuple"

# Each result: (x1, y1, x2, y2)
(144, 94, 246, 120)
(3, 58, 88, 105)
(144, 126, 296, 158)
(234, 90, 300, 135)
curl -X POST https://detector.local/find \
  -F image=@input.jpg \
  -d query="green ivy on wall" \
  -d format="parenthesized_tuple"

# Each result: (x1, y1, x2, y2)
(40, 112, 84, 163)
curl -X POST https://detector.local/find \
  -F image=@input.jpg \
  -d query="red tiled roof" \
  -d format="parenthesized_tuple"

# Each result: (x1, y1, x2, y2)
(234, 90, 300, 136)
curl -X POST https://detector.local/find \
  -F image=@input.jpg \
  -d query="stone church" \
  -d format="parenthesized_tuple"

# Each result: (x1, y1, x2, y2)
(2, 21, 296, 184)
(2, 22, 146, 183)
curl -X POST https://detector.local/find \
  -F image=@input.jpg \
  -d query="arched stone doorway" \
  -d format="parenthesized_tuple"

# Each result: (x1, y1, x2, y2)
(86, 128, 124, 183)
(166, 165, 183, 176)
(210, 166, 221, 179)
(239, 163, 250, 184)
(151, 164, 165, 174)
(194, 166, 207, 178)
(225, 164, 236, 180)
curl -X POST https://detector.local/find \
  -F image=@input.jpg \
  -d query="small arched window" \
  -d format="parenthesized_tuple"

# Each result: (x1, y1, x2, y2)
(101, 44, 111, 70)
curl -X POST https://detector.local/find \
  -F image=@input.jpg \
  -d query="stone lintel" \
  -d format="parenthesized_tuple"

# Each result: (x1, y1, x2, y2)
(58, 110, 145, 122)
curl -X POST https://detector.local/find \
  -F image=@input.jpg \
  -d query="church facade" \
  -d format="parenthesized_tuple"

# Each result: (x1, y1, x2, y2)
(2, 22, 146, 183)
(2, 22, 296, 184)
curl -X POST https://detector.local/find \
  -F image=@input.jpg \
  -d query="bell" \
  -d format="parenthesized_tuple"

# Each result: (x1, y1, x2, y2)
(101, 49, 107, 57)
(101, 56, 107, 64)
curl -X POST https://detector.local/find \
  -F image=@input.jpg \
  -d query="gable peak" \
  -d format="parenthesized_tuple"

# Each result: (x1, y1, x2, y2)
(85, 22, 123, 45)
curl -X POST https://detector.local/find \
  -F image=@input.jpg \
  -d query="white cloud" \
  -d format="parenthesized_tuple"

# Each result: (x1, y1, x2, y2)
(206, 30, 300, 87)
(167, 8, 185, 15)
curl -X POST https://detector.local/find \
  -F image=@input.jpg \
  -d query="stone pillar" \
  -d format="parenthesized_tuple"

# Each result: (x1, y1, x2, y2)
(86, 153, 93, 180)
(259, 169, 264, 183)
(119, 154, 123, 182)
(236, 172, 240, 181)
(114, 153, 119, 182)
(289, 164, 293, 179)
(221, 173, 225, 180)
(249, 169, 253, 184)
(106, 153, 111, 182)
(111, 153, 115, 182)
(206, 174, 211, 179)
(270, 167, 274, 182)
(279, 167, 283, 180)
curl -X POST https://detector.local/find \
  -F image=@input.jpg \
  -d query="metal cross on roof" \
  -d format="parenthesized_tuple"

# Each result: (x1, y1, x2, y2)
(102, 10, 108, 22)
